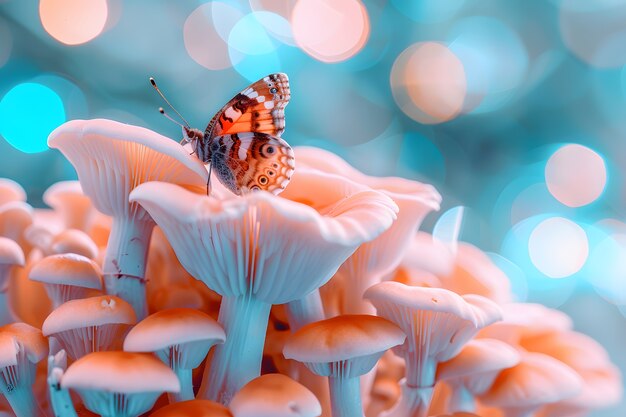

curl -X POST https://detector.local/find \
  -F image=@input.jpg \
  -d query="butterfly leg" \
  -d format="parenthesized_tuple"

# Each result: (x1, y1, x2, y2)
(206, 163, 213, 196)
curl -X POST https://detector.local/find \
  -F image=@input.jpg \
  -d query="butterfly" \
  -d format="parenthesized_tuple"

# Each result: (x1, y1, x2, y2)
(172, 73, 295, 196)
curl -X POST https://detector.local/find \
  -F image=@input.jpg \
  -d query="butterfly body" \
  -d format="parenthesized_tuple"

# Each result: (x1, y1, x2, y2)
(182, 73, 294, 196)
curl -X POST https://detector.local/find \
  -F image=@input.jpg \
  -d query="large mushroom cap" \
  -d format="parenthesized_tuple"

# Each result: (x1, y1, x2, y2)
(42, 295, 136, 336)
(61, 351, 180, 393)
(230, 374, 321, 417)
(123, 308, 225, 352)
(283, 315, 405, 363)
(130, 180, 397, 303)
(29, 253, 102, 289)
(47, 119, 208, 219)
(0, 178, 26, 206)
(150, 400, 232, 417)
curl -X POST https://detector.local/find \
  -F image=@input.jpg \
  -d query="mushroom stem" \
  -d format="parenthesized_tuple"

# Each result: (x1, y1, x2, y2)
(103, 216, 153, 320)
(447, 383, 475, 413)
(328, 375, 363, 417)
(200, 295, 271, 405)
(286, 290, 325, 332)
(4, 382, 37, 417)
(168, 367, 194, 403)
(381, 382, 433, 417)
(48, 372, 78, 417)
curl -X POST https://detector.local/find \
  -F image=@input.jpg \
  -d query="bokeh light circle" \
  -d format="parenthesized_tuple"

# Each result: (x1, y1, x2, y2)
(528, 217, 589, 279)
(291, 0, 370, 63)
(39, 0, 108, 45)
(390, 42, 466, 124)
(0, 83, 65, 153)
(559, 0, 626, 68)
(184, 2, 243, 70)
(447, 16, 528, 114)
(545, 144, 607, 207)
(229, 13, 277, 55)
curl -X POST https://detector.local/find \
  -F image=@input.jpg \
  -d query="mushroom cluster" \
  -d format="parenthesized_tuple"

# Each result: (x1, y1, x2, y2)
(0, 119, 620, 417)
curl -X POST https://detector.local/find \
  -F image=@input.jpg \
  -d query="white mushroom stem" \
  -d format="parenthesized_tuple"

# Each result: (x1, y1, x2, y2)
(47, 354, 78, 417)
(202, 295, 271, 405)
(1, 349, 37, 417)
(328, 374, 363, 417)
(169, 367, 193, 403)
(447, 382, 476, 413)
(102, 216, 154, 320)
(381, 382, 433, 417)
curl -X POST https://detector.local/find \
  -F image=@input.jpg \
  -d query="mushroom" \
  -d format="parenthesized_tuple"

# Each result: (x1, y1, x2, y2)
(230, 373, 321, 417)
(283, 315, 406, 417)
(61, 351, 180, 417)
(130, 178, 397, 405)
(364, 281, 502, 417)
(0, 178, 26, 207)
(123, 308, 226, 403)
(49, 229, 99, 259)
(29, 253, 103, 308)
(42, 295, 136, 360)
(295, 147, 441, 315)
(436, 338, 521, 413)
(520, 330, 622, 414)
(479, 352, 583, 417)
(0, 323, 48, 417)
(43, 181, 95, 232)
(149, 400, 232, 417)
(0, 201, 33, 253)
(47, 348, 78, 417)
(48, 119, 208, 319)
(0, 237, 24, 324)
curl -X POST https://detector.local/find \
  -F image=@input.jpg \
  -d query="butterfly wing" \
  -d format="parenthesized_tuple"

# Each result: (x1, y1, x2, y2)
(210, 132, 295, 196)
(205, 73, 290, 140)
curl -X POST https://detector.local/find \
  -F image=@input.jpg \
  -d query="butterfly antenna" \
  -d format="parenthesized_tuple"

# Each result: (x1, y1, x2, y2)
(149, 77, 191, 128)
(158, 107, 185, 128)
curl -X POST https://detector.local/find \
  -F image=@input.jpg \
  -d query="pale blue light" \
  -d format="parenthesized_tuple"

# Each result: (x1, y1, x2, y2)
(228, 13, 277, 56)
(0, 83, 65, 153)
(231, 48, 281, 82)
(391, 0, 465, 23)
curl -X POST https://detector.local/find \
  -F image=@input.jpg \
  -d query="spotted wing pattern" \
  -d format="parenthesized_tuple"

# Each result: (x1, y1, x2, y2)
(205, 73, 290, 140)
(210, 132, 295, 195)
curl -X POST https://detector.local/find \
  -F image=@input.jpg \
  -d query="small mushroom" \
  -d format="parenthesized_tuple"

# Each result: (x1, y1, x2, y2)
(230, 373, 321, 417)
(43, 181, 95, 232)
(479, 352, 583, 417)
(61, 351, 180, 417)
(150, 399, 232, 417)
(0, 201, 34, 253)
(0, 237, 24, 325)
(123, 308, 225, 403)
(283, 315, 405, 417)
(49, 119, 208, 319)
(436, 338, 520, 413)
(29, 253, 103, 308)
(49, 229, 99, 259)
(0, 323, 48, 417)
(0, 178, 26, 207)
(42, 295, 136, 360)
(364, 281, 502, 417)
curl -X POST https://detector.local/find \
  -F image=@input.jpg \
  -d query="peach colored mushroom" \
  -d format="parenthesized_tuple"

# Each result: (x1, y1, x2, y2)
(436, 338, 520, 413)
(42, 295, 136, 360)
(0, 178, 26, 207)
(123, 308, 225, 403)
(364, 281, 502, 417)
(61, 351, 180, 417)
(0, 237, 24, 324)
(283, 315, 405, 417)
(48, 119, 208, 319)
(29, 253, 102, 308)
(295, 147, 441, 315)
(48, 229, 99, 259)
(130, 178, 397, 405)
(0, 323, 48, 417)
(521, 330, 622, 415)
(0, 201, 33, 253)
(478, 303, 572, 346)
(43, 181, 95, 232)
(479, 352, 582, 417)
(230, 373, 321, 417)
(150, 399, 232, 417)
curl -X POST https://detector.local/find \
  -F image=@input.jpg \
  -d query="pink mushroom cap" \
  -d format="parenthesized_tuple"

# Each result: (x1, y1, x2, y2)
(29, 253, 102, 290)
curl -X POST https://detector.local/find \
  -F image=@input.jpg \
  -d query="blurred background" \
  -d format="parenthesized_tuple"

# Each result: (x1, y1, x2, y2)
(0, 1, 625, 415)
